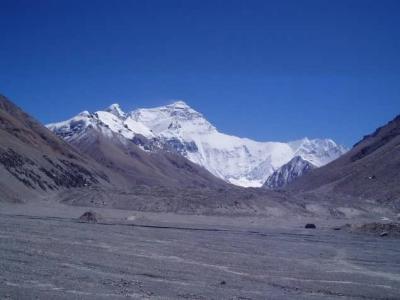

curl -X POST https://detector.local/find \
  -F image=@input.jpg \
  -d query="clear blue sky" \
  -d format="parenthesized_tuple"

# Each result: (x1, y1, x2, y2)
(1, 0, 399, 147)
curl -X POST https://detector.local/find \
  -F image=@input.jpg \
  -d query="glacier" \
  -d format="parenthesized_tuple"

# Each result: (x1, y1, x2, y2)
(47, 101, 347, 187)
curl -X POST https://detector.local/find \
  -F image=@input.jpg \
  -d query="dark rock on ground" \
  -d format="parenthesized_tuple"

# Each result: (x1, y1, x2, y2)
(79, 211, 102, 223)
(305, 223, 316, 229)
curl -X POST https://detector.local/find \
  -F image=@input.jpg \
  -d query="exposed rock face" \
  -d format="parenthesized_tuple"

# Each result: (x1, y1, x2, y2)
(263, 156, 316, 189)
(0, 94, 111, 202)
(0, 148, 99, 190)
(286, 114, 400, 207)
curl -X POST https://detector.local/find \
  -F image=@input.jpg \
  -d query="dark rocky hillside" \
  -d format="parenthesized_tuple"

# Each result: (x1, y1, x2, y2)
(263, 156, 316, 189)
(0, 95, 112, 202)
(287, 114, 400, 209)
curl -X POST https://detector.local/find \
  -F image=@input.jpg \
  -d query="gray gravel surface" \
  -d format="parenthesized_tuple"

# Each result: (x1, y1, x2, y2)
(0, 209, 400, 299)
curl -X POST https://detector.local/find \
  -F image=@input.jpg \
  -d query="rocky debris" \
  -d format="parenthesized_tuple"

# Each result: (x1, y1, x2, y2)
(344, 222, 400, 237)
(101, 278, 153, 297)
(79, 211, 102, 223)
(0, 95, 112, 203)
(305, 223, 316, 229)
(0, 148, 100, 191)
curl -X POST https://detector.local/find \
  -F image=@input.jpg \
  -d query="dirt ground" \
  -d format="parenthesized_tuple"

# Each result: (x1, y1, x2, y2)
(0, 201, 400, 299)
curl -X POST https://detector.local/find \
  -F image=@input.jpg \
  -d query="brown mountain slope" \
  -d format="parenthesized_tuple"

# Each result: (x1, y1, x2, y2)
(0, 94, 228, 198)
(68, 126, 229, 189)
(287, 114, 400, 208)
(0, 94, 112, 202)
(54, 113, 300, 214)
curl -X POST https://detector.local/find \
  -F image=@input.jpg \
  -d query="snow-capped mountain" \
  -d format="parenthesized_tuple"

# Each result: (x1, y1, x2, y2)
(47, 101, 347, 187)
(263, 156, 316, 190)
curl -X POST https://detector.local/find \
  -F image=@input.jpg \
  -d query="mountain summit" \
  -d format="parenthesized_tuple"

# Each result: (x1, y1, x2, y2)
(48, 101, 347, 187)
(263, 156, 316, 189)
(106, 103, 126, 118)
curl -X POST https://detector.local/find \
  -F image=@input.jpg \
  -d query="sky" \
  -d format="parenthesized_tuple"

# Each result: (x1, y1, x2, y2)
(0, 0, 399, 147)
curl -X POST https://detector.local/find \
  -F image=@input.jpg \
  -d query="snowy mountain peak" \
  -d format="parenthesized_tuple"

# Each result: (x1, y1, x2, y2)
(288, 137, 346, 167)
(78, 110, 91, 117)
(129, 101, 216, 136)
(106, 103, 125, 118)
(167, 100, 190, 109)
(263, 156, 316, 189)
(47, 100, 347, 187)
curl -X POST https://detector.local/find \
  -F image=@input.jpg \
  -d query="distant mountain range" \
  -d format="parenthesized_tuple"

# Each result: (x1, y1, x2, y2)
(2, 93, 399, 216)
(0, 94, 287, 214)
(0, 95, 225, 201)
(47, 101, 347, 187)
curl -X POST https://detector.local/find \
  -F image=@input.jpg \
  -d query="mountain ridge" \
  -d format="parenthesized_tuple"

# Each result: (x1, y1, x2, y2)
(3, 94, 290, 214)
(263, 156, 316, 190)
(48, 101, 347, 187)
(285, 113, 400, 208)
(0, 94, 113, 202)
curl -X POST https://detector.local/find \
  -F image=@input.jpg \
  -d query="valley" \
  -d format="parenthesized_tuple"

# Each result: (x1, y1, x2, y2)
(2, 1, 399, 299)
(1, 94, 399, 299)
(1, 202, 400, 300)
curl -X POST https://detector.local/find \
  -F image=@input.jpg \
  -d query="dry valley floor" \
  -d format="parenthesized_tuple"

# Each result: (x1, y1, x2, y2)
(0, 203, 400, 299)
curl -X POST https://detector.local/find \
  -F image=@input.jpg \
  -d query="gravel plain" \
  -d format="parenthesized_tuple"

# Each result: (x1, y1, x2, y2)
(0, 203, 400, 300)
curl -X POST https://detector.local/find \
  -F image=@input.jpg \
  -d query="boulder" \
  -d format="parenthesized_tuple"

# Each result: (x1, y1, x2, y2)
(305, 223, 316, 229)
(79, 211, 102, 223)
